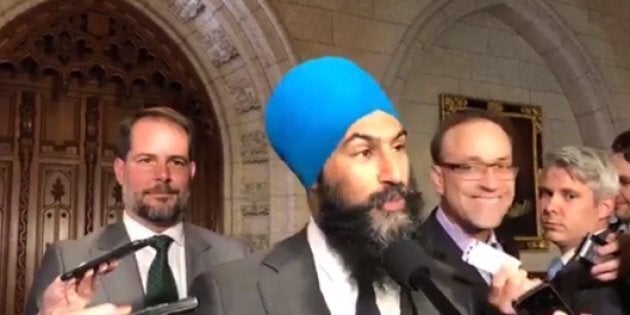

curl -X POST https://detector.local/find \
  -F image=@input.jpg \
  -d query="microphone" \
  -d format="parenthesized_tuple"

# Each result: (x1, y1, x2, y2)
(382, 240, 433, 290)
(131, 296, 199, 315)
(383, 240, 463, 315)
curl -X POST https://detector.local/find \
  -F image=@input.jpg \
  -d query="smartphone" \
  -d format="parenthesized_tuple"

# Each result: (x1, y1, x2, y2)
(513, 282, 575, 315)
(131, 296, 198, 315)
(60, 236, 157, 281)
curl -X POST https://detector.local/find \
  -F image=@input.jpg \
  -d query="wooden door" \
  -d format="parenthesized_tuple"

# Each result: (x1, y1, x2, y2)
(0, 1, 223, 314)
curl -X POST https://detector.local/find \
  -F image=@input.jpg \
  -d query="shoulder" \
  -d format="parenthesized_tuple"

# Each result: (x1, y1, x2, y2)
(185, 223, 250, 250)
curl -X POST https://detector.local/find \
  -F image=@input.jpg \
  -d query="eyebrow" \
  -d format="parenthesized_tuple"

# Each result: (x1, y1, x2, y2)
(134, 153, 189, 161)
(464, 156, 511, 163)
(341, 129, 407, 146)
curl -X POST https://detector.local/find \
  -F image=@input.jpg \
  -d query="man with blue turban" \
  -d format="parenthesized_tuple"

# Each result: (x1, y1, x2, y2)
(190, 56, 479, 315)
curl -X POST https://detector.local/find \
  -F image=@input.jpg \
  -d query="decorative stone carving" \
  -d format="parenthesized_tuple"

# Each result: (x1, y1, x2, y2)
(241, 234, 269, 251)
(240, 130, 268, 164)
(240, 182, 269, 216)
(167, 0, 206, 22)
(227, 76, 260, 114)
(198, 24, 239, 67)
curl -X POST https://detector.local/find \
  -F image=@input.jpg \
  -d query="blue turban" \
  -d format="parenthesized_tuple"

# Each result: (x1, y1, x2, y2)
(265, 56, 400, 188)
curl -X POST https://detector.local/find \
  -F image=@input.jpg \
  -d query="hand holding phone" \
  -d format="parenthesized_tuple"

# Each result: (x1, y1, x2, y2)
(61, 236, 158, 281)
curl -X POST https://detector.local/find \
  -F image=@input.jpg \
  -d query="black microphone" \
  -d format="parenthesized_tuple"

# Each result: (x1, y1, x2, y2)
(383, 240, 463, 315)
(131, 296, 199, 315)
(382, 240, 433, 290)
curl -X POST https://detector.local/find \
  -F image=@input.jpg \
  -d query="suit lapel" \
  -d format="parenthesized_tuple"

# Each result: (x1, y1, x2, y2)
(258, 230, 330, 315)
(418, 211, 486, 286)
(91, 222, 145, 310)
(183, 223, 212, 287)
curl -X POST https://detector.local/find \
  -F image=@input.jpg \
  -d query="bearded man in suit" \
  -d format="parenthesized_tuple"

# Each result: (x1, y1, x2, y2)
(26, 106, 249, 315)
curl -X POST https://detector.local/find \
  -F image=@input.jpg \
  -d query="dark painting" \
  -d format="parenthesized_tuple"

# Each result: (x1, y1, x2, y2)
(439, 94, 547, 251)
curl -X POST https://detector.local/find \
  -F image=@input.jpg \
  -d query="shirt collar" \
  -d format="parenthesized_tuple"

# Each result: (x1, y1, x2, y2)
(436, 206, 499, 252)
(122, 211, 185, 247)
(306, 217, 353, 283)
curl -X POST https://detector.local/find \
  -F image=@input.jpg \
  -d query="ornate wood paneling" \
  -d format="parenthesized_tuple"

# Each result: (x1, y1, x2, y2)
(36, 166, 79, 261)
(1, 2, 225, 314)
(15, 91, 36, 315)
(0, 90, 16, 155)
(40, 95, 82, 155)
(101, 168, 123, 225)
(84, 96, 99, 234)
(0, 162, 12, 315)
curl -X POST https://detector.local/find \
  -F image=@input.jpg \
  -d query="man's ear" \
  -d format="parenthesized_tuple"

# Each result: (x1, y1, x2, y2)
(189, 160, 197, 179)
(597, 195, 616, 220)
(113, 157, 126, 185)
(430, 165, 445, 196)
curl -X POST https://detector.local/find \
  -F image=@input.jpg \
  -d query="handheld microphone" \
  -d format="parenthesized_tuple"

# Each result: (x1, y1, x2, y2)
(131, 296, 199, 315)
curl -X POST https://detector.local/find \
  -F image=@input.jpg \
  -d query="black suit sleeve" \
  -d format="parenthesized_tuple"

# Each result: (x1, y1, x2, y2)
(24, 243, 65, 315)
(190, 272, 224, 315)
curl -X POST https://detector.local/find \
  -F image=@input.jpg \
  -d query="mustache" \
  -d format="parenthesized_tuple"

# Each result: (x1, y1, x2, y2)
(371, 183, 409, 209)
(143, 184, 178, 194)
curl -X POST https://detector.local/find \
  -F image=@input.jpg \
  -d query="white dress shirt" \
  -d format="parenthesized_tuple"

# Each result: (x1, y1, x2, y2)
(123, 212, 187, 299)
(306, 217, 400, 315)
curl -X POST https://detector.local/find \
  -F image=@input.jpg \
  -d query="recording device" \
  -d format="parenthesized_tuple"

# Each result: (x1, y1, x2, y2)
(60, 235, 159, 281)
(131, 297, 199, 315)
(575, 232, 608, 266)
(513, 283, 575, 315)
(461, 240, 575, 315)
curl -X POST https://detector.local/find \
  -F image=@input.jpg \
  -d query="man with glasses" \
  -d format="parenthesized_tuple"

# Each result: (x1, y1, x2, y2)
(417, 110, 519, 314)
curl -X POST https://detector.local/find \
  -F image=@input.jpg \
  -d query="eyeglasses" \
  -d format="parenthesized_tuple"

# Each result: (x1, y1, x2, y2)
(439, 162, 519, 180)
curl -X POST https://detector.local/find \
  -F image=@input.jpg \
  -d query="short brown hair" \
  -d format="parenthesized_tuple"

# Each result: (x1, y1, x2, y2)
(117, 106, 194, 160)
(612, 129, 630, 162)
(430, 109, 514, 164)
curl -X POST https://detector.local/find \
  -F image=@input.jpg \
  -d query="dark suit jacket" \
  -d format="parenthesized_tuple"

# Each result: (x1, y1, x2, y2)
(25, 221, 249, 315)
(190, 229, 481, 315)
(416, 209, 519, 315)
(552, 232, 628, 315)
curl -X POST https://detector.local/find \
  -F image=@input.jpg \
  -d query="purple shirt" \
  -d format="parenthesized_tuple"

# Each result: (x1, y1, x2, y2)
(435, 207, 500, 283)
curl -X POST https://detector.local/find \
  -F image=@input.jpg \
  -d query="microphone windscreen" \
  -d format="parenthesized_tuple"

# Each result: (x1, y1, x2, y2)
(382, 240, 430, 288)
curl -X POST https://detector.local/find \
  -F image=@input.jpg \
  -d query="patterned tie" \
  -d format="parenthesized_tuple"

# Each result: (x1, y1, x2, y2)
(355, 282, 380, 315)
(547, 257, 564, 280)
(145, 235, 178, 306)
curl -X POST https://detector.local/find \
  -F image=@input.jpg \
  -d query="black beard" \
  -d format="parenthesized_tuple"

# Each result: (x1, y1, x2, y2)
(314, 182, 421, 288)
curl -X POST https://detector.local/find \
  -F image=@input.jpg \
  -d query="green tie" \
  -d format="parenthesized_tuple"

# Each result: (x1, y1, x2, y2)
(145, 235, 179, 306)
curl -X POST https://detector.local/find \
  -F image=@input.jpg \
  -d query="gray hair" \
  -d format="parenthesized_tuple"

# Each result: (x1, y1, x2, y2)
(544, 145, 619, 201)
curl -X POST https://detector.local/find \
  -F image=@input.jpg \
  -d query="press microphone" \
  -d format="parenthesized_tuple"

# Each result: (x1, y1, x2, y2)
(382, 239, 433, 290)
(131, 296, 199, 315)
(383, 240, 463, 315)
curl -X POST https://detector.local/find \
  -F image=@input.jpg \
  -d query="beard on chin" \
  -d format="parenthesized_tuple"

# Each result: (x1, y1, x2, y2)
(314, 182, 421, 288)
(125, 183, 190, 227)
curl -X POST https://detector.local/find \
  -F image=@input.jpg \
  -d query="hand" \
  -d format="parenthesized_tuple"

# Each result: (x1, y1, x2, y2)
(488, 266, 542, 314)
(591, 233, 622, 282)
(41, 261, 120, 315)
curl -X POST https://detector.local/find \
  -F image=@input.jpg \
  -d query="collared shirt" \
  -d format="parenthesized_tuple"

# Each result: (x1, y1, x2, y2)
(306, 217, 400, 315)
(436, 207, 502, 283)
(123, 212, 187, 298)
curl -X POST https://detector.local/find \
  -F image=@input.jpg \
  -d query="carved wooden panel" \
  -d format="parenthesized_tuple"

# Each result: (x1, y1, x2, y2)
(0, 89, 16, 155)
(40, 95, 82, 155)
(36, 166, 79, 261)
(15, 91, 36, 315)
(84, 96, 99, 234)
(101, 168, 123, 226)
(101, 101, 139, 159)
(0, 162, 12, 315)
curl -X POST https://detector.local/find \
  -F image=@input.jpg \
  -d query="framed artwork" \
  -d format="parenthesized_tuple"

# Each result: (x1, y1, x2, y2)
(439, 94, 548, 251)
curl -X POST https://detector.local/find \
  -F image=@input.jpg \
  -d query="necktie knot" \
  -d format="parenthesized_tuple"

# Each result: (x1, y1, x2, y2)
(151, 235, 174, 252)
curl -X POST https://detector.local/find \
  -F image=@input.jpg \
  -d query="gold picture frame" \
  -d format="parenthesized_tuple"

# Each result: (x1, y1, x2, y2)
(439, 94, 548, 251)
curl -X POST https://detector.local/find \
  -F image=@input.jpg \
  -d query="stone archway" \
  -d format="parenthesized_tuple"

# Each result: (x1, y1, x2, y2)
(0, 1, 298, 314)
(384, 0, 616, 148)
